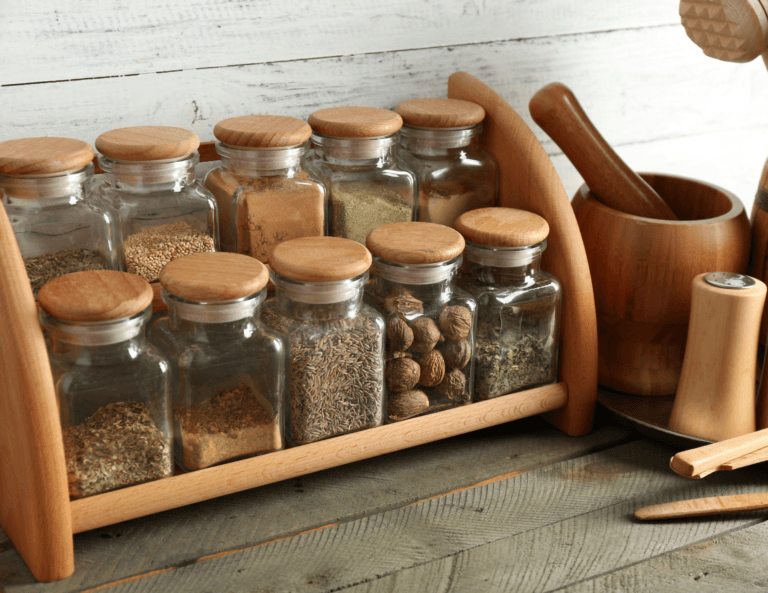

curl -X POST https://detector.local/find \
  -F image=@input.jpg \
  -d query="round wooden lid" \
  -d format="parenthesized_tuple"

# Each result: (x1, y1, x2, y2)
(0, 137, 94, 176)
(95, 126, 200, 161)
(269, 237, 372, 283)
(395, 98, 485, 128)
(455, 207, 550, 248)
(160, 252, 269, 301)
(308, 107, 402, 138)
(366, 222, 465, 264)
(38, 270, 153, 322)
(213, 115, 312, 148)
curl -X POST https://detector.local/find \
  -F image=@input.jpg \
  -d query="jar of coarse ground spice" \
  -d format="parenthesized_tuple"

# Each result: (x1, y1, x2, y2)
(38, 270, 173, 499)
(204, 115, 326, 267)
(305, 107, 417, 244)
(364, 222, 477, 421)
(261, 237, 385, 445)
(149, 252, 285, 471)
(0, 137, 120, 297)
(91, 126, 218, 284)
(395, 98, 498, 228)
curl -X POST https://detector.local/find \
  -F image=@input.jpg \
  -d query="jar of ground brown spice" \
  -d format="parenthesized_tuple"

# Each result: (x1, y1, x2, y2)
(204, 115, 326, 263)
(149, 252, 285, 471)
(395, 98, 498, 228)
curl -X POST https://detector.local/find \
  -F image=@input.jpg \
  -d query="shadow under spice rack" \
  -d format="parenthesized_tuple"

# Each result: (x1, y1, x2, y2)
(0, 71, 598, 582)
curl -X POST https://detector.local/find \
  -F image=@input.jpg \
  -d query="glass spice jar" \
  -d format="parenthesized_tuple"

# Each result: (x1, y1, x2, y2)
(394, 98, 498, 228)
(0, 137, 119, 297)
(305, 106, 417, 244)
(455, 208, 561, 400)
(204, 115, 326, 263)
(91, 126, 219, 283)
(38, 270, 173, 499)
(149, 252, 285, 471)
(364, 222, 477, 421)
(261, 237, 385, 445)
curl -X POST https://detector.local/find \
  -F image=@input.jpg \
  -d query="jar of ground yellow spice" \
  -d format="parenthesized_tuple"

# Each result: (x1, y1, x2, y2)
(204, 115, 326, 262)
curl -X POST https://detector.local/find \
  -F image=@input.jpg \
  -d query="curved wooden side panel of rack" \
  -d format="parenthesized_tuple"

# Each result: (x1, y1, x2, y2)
(0, 72, 596, 582)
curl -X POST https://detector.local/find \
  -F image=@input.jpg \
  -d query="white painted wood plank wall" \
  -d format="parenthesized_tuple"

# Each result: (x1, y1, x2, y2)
(2, 0, 767, 212)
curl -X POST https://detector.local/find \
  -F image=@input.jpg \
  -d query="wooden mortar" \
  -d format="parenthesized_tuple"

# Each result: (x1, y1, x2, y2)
(573, 173, 751, 396)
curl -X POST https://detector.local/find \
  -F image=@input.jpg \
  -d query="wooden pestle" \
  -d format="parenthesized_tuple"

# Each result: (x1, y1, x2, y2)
(529, 83, 678, 220)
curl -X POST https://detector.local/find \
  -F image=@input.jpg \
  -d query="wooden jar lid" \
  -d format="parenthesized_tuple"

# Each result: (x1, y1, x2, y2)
(95, 126, 200, 161)
(38, 270, 153, 322)
(269, 237, 372, 283)
(214, 115, 312, 148)
(455, 207, 550, 247)
(308, 107, 402, 138)
(160, 252, 269, 301)
(394, 98, 485, 128)
(366, 222, 465, 264)
(0, 137, 94, 176)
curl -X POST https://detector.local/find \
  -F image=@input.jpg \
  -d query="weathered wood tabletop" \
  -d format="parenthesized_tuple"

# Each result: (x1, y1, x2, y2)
(3, 410, 768, 593)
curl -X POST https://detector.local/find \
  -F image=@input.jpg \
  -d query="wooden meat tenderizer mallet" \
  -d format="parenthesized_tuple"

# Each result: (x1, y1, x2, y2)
(668, 272, 766, 443)
(529, 82, 678, 220)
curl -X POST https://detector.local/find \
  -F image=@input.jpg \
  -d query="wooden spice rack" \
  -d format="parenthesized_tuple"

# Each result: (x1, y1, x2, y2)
(0, 72, 597, 582)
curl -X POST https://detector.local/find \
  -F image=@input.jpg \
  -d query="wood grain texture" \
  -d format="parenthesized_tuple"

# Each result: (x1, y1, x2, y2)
(394, 98, 485, 128)
(365, 222, 465, 264)
(449, 72, 598, 436)
(0, 203, 74, 581)
(454, 207, 549, 248)
(213, 115, 311, 148)
(750, 168, 768, 346)
(269, 236, 372, 282)
(636, 492, 768, 520)
(95, 126, 199, 161)
(671, 426, 768, 478)
(308, 107, 402, 138)
(159, 252, 268, 301)
(0, 137, 93, 176)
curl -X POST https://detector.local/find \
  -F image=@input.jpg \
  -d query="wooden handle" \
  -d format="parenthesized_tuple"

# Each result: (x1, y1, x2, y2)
(636, 492, 768, 520)
(529, 82, 678, 220)
(670, 427, 768, 478)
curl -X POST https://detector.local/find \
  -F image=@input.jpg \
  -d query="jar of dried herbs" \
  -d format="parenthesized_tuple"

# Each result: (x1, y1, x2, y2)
(0, 137, 120, 297)
(38, 270, 173, 499)
(149, 252, 285, 471)
(305, 107, 417, 244)
(91, 126, 219, 283)
(204, 115, 326, 262)
(455, 208, 561, 400)
(395, 98, 498, 228)
(261, 237, 385, 445)
(364, 222, 477, 421)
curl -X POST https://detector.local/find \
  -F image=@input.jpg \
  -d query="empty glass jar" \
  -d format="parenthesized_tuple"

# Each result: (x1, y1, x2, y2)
(0, 137, 119, 296)
(455, 207, 561, 400)
(261, 237, 385, 445)
(149, 252, 285, 471)
(364, 222, 477, 420)
(38, 270, 172, 499)
(395, 98, 498, 228)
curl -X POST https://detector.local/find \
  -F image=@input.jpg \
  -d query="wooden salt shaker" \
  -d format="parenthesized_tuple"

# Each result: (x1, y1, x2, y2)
(668, 272, 766, 441)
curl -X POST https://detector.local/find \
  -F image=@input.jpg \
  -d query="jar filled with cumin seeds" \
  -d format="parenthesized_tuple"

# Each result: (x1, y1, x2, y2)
(455, 208, 561, 400)
(306, 106, 417, 244)
(91, 126, 218, 284)
(0, 137, 119, 297)
(149, 252, 285, 471)
(38, 270, 173, 499)
(261, 237, 385, 445)
(365, 222, 477, 421)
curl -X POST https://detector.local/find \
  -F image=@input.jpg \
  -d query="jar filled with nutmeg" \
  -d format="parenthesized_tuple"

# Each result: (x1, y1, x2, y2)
(364, 222, 476, 421)
(455, 208, 561, 400)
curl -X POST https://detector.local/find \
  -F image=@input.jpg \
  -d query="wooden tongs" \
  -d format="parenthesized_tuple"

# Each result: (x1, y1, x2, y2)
(635, 428, 768, 520)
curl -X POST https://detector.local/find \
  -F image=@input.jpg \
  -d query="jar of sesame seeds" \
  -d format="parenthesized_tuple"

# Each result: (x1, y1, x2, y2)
(90, 126, 219, 284)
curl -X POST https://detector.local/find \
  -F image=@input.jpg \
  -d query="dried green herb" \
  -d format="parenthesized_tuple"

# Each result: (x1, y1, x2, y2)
(25, 249, 107, 296)
(330, 182, 412, 243)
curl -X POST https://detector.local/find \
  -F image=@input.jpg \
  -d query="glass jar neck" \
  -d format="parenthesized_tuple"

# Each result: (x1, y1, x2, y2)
(41, 307, 151, 348)
(98, 153, 198, 192)
(311, 133, 398, 166)
(399, 124, 481, 155)
(273, 271, 367, 320)
(216, 141, 306, 177)
(371, 255, 461, 286)
(0, 164, 92, 202)
(163, 288, 265, 324)
(464, 241, 545, 283)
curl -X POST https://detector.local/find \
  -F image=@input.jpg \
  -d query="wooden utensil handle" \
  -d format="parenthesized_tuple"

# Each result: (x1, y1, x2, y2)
(671, 427, 768, 478)
(636, 492, 768, 520)
(529, 82, 678, 220)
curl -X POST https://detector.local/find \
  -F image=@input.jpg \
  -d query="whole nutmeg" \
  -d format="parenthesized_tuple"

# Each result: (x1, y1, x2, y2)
(409, 317, 442, 353)
(418, 349, 446, 387)
(388, 389, 430, 421)
(443, 338, 471, 370)
(439, 306, 472, 340)
(385, 357, 421, 392)
(384, 289, 424, 315)
(387, 314, 414, 352)
(436, 368, 467, 400)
